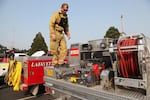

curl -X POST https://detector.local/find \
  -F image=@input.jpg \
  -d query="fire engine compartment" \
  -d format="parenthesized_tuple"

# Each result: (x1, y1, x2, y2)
(45, 38, 115, 87)
(114, 34, 150, 95)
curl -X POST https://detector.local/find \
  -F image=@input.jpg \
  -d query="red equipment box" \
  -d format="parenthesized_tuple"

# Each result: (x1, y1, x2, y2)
(21, 57, 52, 89)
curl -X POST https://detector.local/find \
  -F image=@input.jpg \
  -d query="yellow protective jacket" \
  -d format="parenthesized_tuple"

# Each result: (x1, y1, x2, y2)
(49, 10, 69, 33)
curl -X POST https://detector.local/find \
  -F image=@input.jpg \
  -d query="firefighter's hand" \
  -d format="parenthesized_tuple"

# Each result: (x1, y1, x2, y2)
(67, 34, 71, 40)
(66, 32, 71, 40)
(51, 34, 57, 41)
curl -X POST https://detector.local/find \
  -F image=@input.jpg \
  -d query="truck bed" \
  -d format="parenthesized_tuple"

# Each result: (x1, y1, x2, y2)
(44, 76, 150, 100)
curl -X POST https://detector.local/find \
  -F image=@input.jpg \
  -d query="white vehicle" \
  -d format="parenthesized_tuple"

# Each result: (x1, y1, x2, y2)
(14, 53, 28, 57)
(0, 63, 9, 77)
(0, 53, 28, 79)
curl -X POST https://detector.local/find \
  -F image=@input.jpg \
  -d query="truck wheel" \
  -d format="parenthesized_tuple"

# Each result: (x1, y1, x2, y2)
(30, 85, 39, 96)
(29, 84, 46, 96)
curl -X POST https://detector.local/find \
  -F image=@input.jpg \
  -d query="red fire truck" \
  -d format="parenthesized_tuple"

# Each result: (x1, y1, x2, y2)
(5, 33, 150, 100)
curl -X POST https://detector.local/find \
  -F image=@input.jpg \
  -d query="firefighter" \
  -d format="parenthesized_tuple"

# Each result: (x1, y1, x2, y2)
(49, 3, 71, 67)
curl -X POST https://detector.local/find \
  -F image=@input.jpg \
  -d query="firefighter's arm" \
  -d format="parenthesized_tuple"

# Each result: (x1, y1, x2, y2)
(49, 13, 56, 34)
(49, 12, 57, 40)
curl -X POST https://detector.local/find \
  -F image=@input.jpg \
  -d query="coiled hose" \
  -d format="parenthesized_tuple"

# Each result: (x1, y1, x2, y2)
(117, 38, 140, 78)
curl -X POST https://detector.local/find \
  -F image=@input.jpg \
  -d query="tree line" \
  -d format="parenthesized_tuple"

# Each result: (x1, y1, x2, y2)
(0, 26, 121, 56)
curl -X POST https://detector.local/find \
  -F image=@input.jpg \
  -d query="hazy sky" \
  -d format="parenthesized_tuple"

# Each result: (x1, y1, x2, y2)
(0, 0, 150, 50)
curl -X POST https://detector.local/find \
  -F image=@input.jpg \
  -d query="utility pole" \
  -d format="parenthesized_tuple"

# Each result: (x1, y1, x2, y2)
(121, 15, 125, 33)
(11, 28, 15, 50)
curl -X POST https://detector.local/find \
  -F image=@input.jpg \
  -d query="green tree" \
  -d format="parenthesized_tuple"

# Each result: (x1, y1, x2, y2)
(0, 44, 6, 53)
(104, 26, 121, 38)
(0, 44, 7, 57)
(28, 32, 48, 56)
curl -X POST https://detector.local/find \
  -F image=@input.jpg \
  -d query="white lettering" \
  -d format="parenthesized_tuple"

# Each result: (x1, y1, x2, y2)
(30, 61, 52, 67)
(70, 50, 79, 55)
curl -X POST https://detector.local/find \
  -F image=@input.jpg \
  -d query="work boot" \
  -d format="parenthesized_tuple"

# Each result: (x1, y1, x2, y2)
(59, 63, 69, 68)
(54, 64, 59, 68)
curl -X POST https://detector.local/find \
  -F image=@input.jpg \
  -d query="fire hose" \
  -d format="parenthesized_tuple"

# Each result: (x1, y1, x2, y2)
(4, 60, 22, 91)
(117, 38, 140, 78)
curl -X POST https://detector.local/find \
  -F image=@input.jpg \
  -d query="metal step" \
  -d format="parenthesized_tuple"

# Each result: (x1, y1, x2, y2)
(44, 76, 150, 100)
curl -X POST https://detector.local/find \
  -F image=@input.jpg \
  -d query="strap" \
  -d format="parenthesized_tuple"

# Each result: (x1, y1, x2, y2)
(57, 12, 68, 29)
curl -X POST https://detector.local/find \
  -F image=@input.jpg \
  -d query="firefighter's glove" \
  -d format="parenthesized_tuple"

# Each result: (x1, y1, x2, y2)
(51, 34, 57, 41)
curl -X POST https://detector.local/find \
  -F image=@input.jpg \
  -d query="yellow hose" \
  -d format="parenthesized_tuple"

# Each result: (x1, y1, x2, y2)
(5, 60, 22, 91)
(4, 60, 15, 85)
(13, 62, 22, 91)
